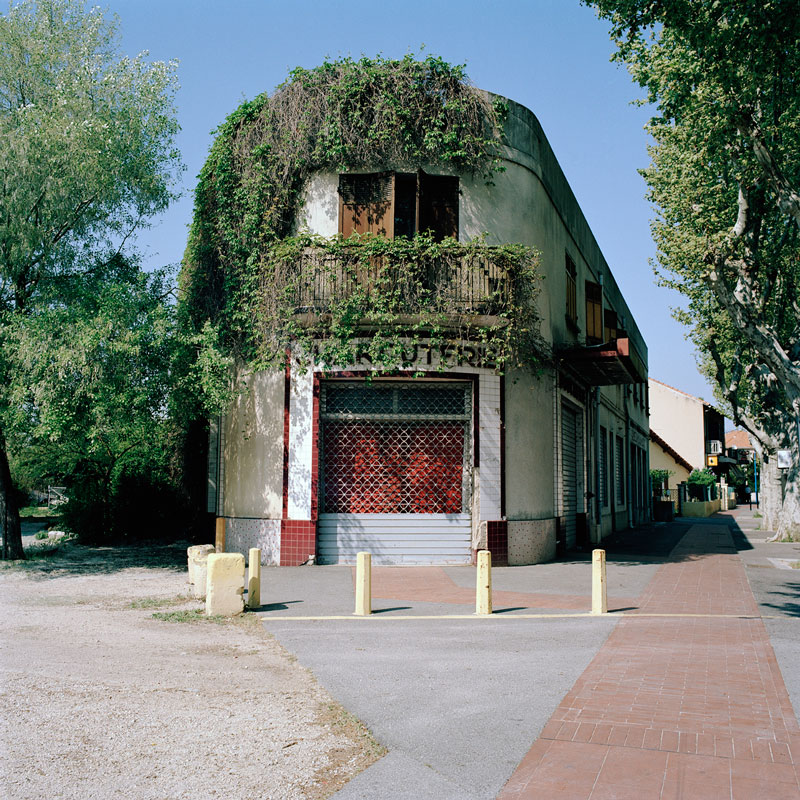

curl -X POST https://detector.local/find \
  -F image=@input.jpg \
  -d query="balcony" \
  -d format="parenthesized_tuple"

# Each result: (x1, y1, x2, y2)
(267, 242, 517, 328)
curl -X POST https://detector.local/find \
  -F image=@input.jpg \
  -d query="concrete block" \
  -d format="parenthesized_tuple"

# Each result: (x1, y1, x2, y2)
(508, 520, 557, 565)
(205, 553, 245, 617)
(187, 544, 216, 600)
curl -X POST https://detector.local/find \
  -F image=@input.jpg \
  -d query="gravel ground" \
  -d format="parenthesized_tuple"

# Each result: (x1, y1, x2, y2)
(0, 533, 383, 800)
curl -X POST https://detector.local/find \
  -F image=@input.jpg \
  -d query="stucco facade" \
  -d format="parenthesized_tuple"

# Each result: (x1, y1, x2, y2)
(648, 378, 726, 474)
(208, 93, 649, 565)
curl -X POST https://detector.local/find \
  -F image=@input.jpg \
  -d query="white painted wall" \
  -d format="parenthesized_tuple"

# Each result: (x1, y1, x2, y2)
(288, 365, 314, 519)
(222, 369, 284, 519)
(504, 368, 556, 519)
(649, 378, 705, 470)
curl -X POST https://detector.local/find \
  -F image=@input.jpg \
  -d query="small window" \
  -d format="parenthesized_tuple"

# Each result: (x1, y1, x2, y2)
(585, 281, 603, 343)
(339, 171, 458, 241)
(565, 253, 577, 324)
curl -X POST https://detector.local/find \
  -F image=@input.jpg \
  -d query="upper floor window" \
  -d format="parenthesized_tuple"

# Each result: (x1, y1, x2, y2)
(585, 280, 602, 342)
(604, 308, 617, 342)
(565, 253, 577, 325)
(338, 171, 458, 241)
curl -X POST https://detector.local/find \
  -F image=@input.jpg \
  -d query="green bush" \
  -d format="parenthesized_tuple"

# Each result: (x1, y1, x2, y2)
(687, 469, 717, 501)
(60, 458, 187, 544)
(650, 468, 672, 497)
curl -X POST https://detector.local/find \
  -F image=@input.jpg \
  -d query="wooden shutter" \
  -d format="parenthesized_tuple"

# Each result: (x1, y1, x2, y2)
(339, 173, 395, 237)
(585, 281, 603, 342)
(418, 171, 459, 241)
(603, 308, 617, 342)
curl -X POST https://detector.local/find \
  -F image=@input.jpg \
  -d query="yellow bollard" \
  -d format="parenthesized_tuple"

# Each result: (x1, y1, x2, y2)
(592, 548, 607, 615)
(247, 548, 261, 609)
(354, 552, 372, 616)
(215, 517, 226, 553)
(476, 550, 493, 615)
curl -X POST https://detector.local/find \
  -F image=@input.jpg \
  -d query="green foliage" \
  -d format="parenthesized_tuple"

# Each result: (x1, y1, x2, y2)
(0, 0, 183, 556)
(231, 232, 543, 374)
(5, 255, 184, 544)
(179, 55, 538, 384)
(649, 468, 672, 495)
(587, 1, 800, 532)
(687, 468, 717, 501)
(19, 507, 58, 519)
(0, 0, 183, 314)
(687, 469, 716, 488)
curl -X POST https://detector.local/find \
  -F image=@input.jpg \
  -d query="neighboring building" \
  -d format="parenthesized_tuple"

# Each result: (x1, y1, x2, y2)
(725, 429, 755, 489)
(648, 378, 732, 477)
(725, 429, 754, 456)
(649, 429, 693, 500)
(206, 92, 649, 566)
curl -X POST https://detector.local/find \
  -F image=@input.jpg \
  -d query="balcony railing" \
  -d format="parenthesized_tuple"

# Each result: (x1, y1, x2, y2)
(269, 245, 513, 320)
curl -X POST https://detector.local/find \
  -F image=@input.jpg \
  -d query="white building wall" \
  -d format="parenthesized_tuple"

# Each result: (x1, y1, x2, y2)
(288, 366, 314, 519)
(649, 378, 705, 470)
(222, 369, 284, 519)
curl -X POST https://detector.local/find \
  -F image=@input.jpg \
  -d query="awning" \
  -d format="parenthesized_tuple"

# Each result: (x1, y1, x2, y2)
(558, 337, 647, 386)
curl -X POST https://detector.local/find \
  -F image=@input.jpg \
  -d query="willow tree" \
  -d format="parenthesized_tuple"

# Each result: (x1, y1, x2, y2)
(588, 0, 800, 537)
(0, 0, 182, 558)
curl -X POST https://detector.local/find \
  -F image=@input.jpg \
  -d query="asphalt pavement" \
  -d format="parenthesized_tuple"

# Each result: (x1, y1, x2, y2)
(258, 509, 800, 799)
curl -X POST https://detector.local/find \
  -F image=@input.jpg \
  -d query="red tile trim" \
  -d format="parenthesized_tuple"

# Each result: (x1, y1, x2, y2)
(486, 519, 508, 566)
(279, 519, 317, 566)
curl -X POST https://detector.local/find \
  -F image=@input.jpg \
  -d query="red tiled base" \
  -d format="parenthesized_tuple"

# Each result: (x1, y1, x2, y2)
(279, 519, 316, 566)
(499, 523, 800, 799)
(487, 520, 509, 566)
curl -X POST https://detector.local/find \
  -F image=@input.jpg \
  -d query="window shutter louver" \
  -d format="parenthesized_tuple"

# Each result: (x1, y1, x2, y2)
(339, 172, 395, 237)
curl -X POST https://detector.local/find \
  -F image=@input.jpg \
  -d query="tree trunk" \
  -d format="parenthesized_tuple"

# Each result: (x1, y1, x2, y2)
(0, 424, 24, 560)
(760, 455, 800, 540)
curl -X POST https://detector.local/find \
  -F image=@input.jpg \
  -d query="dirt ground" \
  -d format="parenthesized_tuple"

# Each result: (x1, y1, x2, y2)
(0, 533, 383, 800)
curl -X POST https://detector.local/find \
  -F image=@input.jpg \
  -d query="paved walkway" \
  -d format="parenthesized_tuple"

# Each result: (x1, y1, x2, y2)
(368, 566, 639, 612)
(498, 521, 800, 799)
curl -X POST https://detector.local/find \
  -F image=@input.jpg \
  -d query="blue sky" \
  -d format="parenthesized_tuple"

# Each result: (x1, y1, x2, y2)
(105, 0, 716, 403)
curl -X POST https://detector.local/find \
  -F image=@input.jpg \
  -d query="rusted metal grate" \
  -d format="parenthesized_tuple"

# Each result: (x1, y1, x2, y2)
(320, 381, 471, 514)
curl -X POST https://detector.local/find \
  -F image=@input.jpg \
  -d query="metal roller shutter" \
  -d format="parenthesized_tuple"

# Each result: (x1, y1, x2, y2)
(561, 401, 583, 550)
(318, 380, 472, 565)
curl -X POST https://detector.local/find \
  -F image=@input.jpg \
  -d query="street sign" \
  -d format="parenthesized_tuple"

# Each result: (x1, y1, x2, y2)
(777, 449, 792, 469)
(706, 455, 718, 467)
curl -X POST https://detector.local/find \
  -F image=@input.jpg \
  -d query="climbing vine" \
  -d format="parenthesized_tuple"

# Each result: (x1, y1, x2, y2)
(179, 54, 547, 402)
(254, 232, 543, 373)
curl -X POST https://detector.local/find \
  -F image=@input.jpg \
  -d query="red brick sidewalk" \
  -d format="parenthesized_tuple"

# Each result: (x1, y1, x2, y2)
(498, 523, 800, 799)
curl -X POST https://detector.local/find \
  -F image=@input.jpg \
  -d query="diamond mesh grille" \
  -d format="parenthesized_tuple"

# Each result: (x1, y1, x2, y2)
(320, 382, 471, 514)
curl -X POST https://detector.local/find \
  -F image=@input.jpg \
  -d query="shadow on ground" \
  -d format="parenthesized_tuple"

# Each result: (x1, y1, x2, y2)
(4, 540, 188, 579)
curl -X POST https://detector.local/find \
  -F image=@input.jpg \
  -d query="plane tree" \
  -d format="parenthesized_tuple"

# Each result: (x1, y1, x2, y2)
(587, 0, 800, 536)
